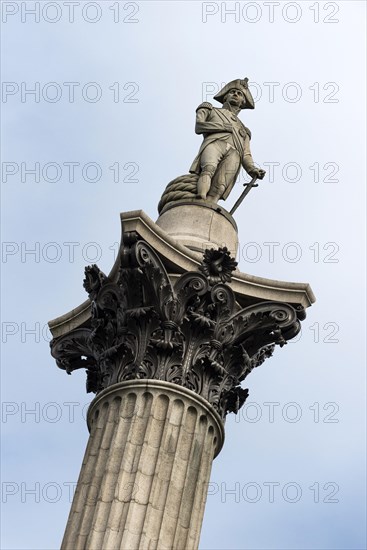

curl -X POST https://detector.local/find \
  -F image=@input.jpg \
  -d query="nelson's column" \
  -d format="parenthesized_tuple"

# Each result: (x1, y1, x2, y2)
(49, 78, 315, 550)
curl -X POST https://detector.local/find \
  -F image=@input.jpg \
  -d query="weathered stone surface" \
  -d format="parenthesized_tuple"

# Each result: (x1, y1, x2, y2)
(61, 380, 224, 550)
(158, 78, 266, 212)
(156, 200, 238, 256)
(48, 210, 315, 339)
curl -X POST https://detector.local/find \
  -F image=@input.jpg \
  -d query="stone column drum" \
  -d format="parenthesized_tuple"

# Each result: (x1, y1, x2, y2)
(62, 381, 223, 550)
(156, 200, 238, 257)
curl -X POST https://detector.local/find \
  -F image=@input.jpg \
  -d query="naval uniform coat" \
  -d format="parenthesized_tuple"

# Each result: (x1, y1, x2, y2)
(189, 102, 256, 200)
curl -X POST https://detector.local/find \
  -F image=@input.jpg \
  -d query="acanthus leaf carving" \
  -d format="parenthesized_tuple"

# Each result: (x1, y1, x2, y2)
(50, 237, 303, 419)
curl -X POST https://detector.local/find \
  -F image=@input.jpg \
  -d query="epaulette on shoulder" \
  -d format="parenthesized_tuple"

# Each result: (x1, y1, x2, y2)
(244, 125, 252, 139)
(196, 102, 213, 112)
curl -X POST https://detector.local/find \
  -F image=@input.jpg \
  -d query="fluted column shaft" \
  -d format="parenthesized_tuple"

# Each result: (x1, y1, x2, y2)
(62, 380, 224, 550)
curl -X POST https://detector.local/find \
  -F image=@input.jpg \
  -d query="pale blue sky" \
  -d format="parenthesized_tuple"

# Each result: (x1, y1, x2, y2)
(1, 1, 366, 549)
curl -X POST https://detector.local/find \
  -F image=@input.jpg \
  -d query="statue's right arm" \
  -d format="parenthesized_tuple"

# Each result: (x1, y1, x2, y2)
(195, 103, 229, 135)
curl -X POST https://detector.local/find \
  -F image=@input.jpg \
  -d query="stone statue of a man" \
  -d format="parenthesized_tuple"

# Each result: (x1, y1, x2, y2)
(189, 78, 265, 202)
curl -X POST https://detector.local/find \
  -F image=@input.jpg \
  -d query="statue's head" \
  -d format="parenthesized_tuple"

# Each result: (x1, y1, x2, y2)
(214, 78, 255, 109)
(223, 88, 245, 109)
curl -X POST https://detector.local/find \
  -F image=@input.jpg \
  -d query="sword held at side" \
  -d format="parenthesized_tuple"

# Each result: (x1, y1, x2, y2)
(229, 176, 259, 215)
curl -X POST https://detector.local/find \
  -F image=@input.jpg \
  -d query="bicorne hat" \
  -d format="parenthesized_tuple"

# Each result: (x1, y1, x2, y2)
(213, 77, 255, 109)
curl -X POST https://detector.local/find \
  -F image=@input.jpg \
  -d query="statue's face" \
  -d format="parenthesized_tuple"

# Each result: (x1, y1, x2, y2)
(224, 88, 244, 107)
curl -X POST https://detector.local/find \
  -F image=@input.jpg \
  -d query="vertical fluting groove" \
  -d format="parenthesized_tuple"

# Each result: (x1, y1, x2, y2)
(173, 413, 209, 549)
(61, 400, 110, 549)
(61, 381, 224, 550)
(114, 391, 156, 549)
(144, 397, 186, 550)
(171, 405, 200, 548)
(135, 394, 173, 550)
(85, 393, 137, 549)
(160, 404, 198, 550)
(73, 397, 121, 549)
(186, 424, 217, 550)
(102, 391, 154, 549)
(135, 395, 183, 550)
(120, 393, 173, 550)
(135, 400, 184, 550)
(141, 397, 189, 549)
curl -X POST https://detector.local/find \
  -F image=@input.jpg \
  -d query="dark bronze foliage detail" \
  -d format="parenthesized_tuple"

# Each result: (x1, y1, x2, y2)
(50, 233, 303, 419)
(199, 246, 238, 284)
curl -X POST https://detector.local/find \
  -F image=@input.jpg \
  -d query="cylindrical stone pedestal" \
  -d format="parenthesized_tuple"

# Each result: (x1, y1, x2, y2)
(156, 200, 238, 257)
(62, 380, 224, 550)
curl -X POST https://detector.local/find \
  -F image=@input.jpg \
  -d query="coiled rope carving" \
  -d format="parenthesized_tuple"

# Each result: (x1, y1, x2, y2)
(157, 174, 199, 214)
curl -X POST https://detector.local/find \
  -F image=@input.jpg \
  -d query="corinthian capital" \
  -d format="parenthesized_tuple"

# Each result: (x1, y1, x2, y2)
(51, 234, 304, 420)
